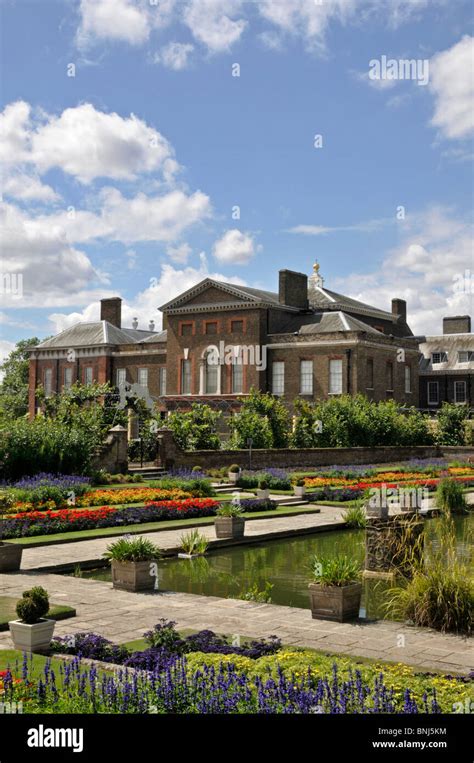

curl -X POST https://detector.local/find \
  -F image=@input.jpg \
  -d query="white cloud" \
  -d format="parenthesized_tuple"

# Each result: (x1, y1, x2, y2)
(286, 218, 390, 236)
(183, 0, 246, 53)
(155, 41, 194, 70)
(2, 172, 60, 202)
(166, 242, 192, 264)
(48, 254, 247, 333)
(430, 35, 474, 140)
(331, 206, 473, 335)
(0, 340, 16, 368)
(77, 0, 150, 47)
(212, 229, 259, 265)
(31, 103, 177, 184)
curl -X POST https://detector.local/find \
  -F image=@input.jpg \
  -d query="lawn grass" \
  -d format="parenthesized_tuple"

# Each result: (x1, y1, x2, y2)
(0, 597, 76, 631)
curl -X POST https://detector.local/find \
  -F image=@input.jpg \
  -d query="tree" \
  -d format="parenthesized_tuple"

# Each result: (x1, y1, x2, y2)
(229, 388, 291, 448)
(167, 404, 221, 450)
(437, 403, 468, 445)
(0, 337, 41, 420)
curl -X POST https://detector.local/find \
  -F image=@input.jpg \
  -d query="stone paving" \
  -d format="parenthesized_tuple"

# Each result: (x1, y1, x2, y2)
(0, 572, 472, 675)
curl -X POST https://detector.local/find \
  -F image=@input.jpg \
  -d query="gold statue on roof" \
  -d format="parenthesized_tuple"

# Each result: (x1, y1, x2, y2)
(313, 261, 320, 274)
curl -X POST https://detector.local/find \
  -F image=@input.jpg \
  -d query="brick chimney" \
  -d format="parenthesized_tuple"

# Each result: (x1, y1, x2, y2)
(443, 315, 471, 334)
(392, 298, 407, 323)
(279, 270, 308, 309)
(100, 297, 122, 328)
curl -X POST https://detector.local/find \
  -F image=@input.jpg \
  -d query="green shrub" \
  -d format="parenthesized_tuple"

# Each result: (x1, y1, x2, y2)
(229, 389, 291, 449)
(16, 586, 49, 624)
(217, 501, 243, 517)
(229, 464, 240, 473)
(437, 403, 469, 445)
(341, 503, 367, 528)
(103, 536, 161, 562)
(179, 529, 209, 555)
(435, 478, 469, 515)
(310, 554, 361, 586)
(258, 478, 269, 490)
(149, 477, 215, 497)
(167, 404, 221, 451)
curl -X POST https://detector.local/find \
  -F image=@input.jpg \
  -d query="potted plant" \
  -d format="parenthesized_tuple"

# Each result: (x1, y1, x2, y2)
(228, 464, 240, 484)
(104, 535, 162, 592)
(214, 502, 245, 539)
(256, 478, 270, 499)
(9, 587, 55, 653)
(0, 508, 23, 572)
(308, 554, 362, 623)
(293, 478, 306, 497)
(178, 529, 209, 558)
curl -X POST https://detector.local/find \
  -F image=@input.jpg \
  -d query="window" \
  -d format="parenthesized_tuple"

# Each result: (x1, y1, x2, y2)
(204, 321, 218, 335)
(231, 319, 244, 333)
(329, 359, 343, 394)
(232, 362, 243, 394)
(374, 325, 385, 334)
(432, 352, 447, 364)
(85, 367, 93, 385)
(272, 362, 285, 396)
(181, 359, 192, 395)
(116, 368, 126, 387)
(159, 367, 167, 396)
(300, 360, 313, 395)
(204, 352, 218, 394)
(138, 368, 148, 388)
(458, 351, 471, 363)
(63, 367, 73, 389)
(386, 362, 393, 391)
(180, 322, 194, 337)
(366, 358, 374, 389)
(428, 381, 439, 405)
(455, 381, 467, 403)
(404, 365, 411, 393)
(44, 368, 52, 397)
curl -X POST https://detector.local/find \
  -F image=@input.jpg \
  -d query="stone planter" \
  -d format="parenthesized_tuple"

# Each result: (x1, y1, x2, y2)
(8, 618, 55, 653)
(308, 582, 362, 623)
(0, 542, 23, 572)
(228, 472, 239, 484)
(293, 486, 306, 497)
(256, 488, 270, 499)
(214, 517, 245, 539)
(111, 559, 157, 591)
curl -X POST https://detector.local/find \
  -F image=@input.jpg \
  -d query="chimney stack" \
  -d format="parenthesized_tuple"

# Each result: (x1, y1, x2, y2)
(392, 298, 407, 324)
(100, 297, 122, 328)
(278, 270, 308, 309)
(443, 315, 471, 334)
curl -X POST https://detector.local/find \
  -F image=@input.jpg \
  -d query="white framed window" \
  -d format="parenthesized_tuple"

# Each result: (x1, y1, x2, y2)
(432, 352, 447, 364)
(159, 367, 167, 396)
(427, 381, 439, 405)
(272, 361, 285, 396)
(300, 360, 313, 395)
(404, 365, 411, 393)
(44, 368, 52, 397)
(386, 362, 394, 392)
(138, 368, 148, 388)
(454, 381, 467, 403)
(204, 353, 218, 394)
(116, 368, 126, 387)
(329, 359, 342, 394)
(84, 367, 93, 385)
(458, 351, 471, 363)
(181, 359, 192, 395)
(63, 367, 73, 389)
(232, 362, 243, 394)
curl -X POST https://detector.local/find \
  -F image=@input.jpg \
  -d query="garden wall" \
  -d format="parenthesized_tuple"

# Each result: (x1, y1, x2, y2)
(155, 428, 474, 470)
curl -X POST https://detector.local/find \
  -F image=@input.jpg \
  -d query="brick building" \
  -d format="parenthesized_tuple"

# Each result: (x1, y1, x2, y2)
(28, 264, 421, 418)
(418, 315, 474, 410)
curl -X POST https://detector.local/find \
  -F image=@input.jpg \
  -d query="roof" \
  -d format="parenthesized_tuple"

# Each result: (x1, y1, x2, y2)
(308, 285, 395, 321)
(33, 321, 159, 350)
(160, 278, 284, 311)
(419, 332, 474, 373)
(271, 311, 383, 336)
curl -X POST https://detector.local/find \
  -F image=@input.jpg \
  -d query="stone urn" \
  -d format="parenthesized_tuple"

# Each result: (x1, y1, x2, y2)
(8, 618, 56, 653)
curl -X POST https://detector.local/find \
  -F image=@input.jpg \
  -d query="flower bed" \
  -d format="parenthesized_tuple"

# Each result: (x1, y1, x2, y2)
(1, 499, 220, 538)
(304, 473, 474, 493)
(10, 487, 192, 513)
(239, 498, 277, 512)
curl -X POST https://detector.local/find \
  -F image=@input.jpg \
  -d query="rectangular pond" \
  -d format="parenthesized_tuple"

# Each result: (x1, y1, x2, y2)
(72, 515, 472, 620)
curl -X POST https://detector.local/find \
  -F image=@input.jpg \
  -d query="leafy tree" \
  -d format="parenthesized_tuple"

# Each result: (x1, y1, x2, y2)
(0, 337, 41, 420)
(229, 388, 291, 448)
(436, 403, 468, 445)
(167, 404, 221, 450)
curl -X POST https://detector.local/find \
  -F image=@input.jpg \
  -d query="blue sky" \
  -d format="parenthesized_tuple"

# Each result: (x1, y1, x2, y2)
(1, 0, 473, 357)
